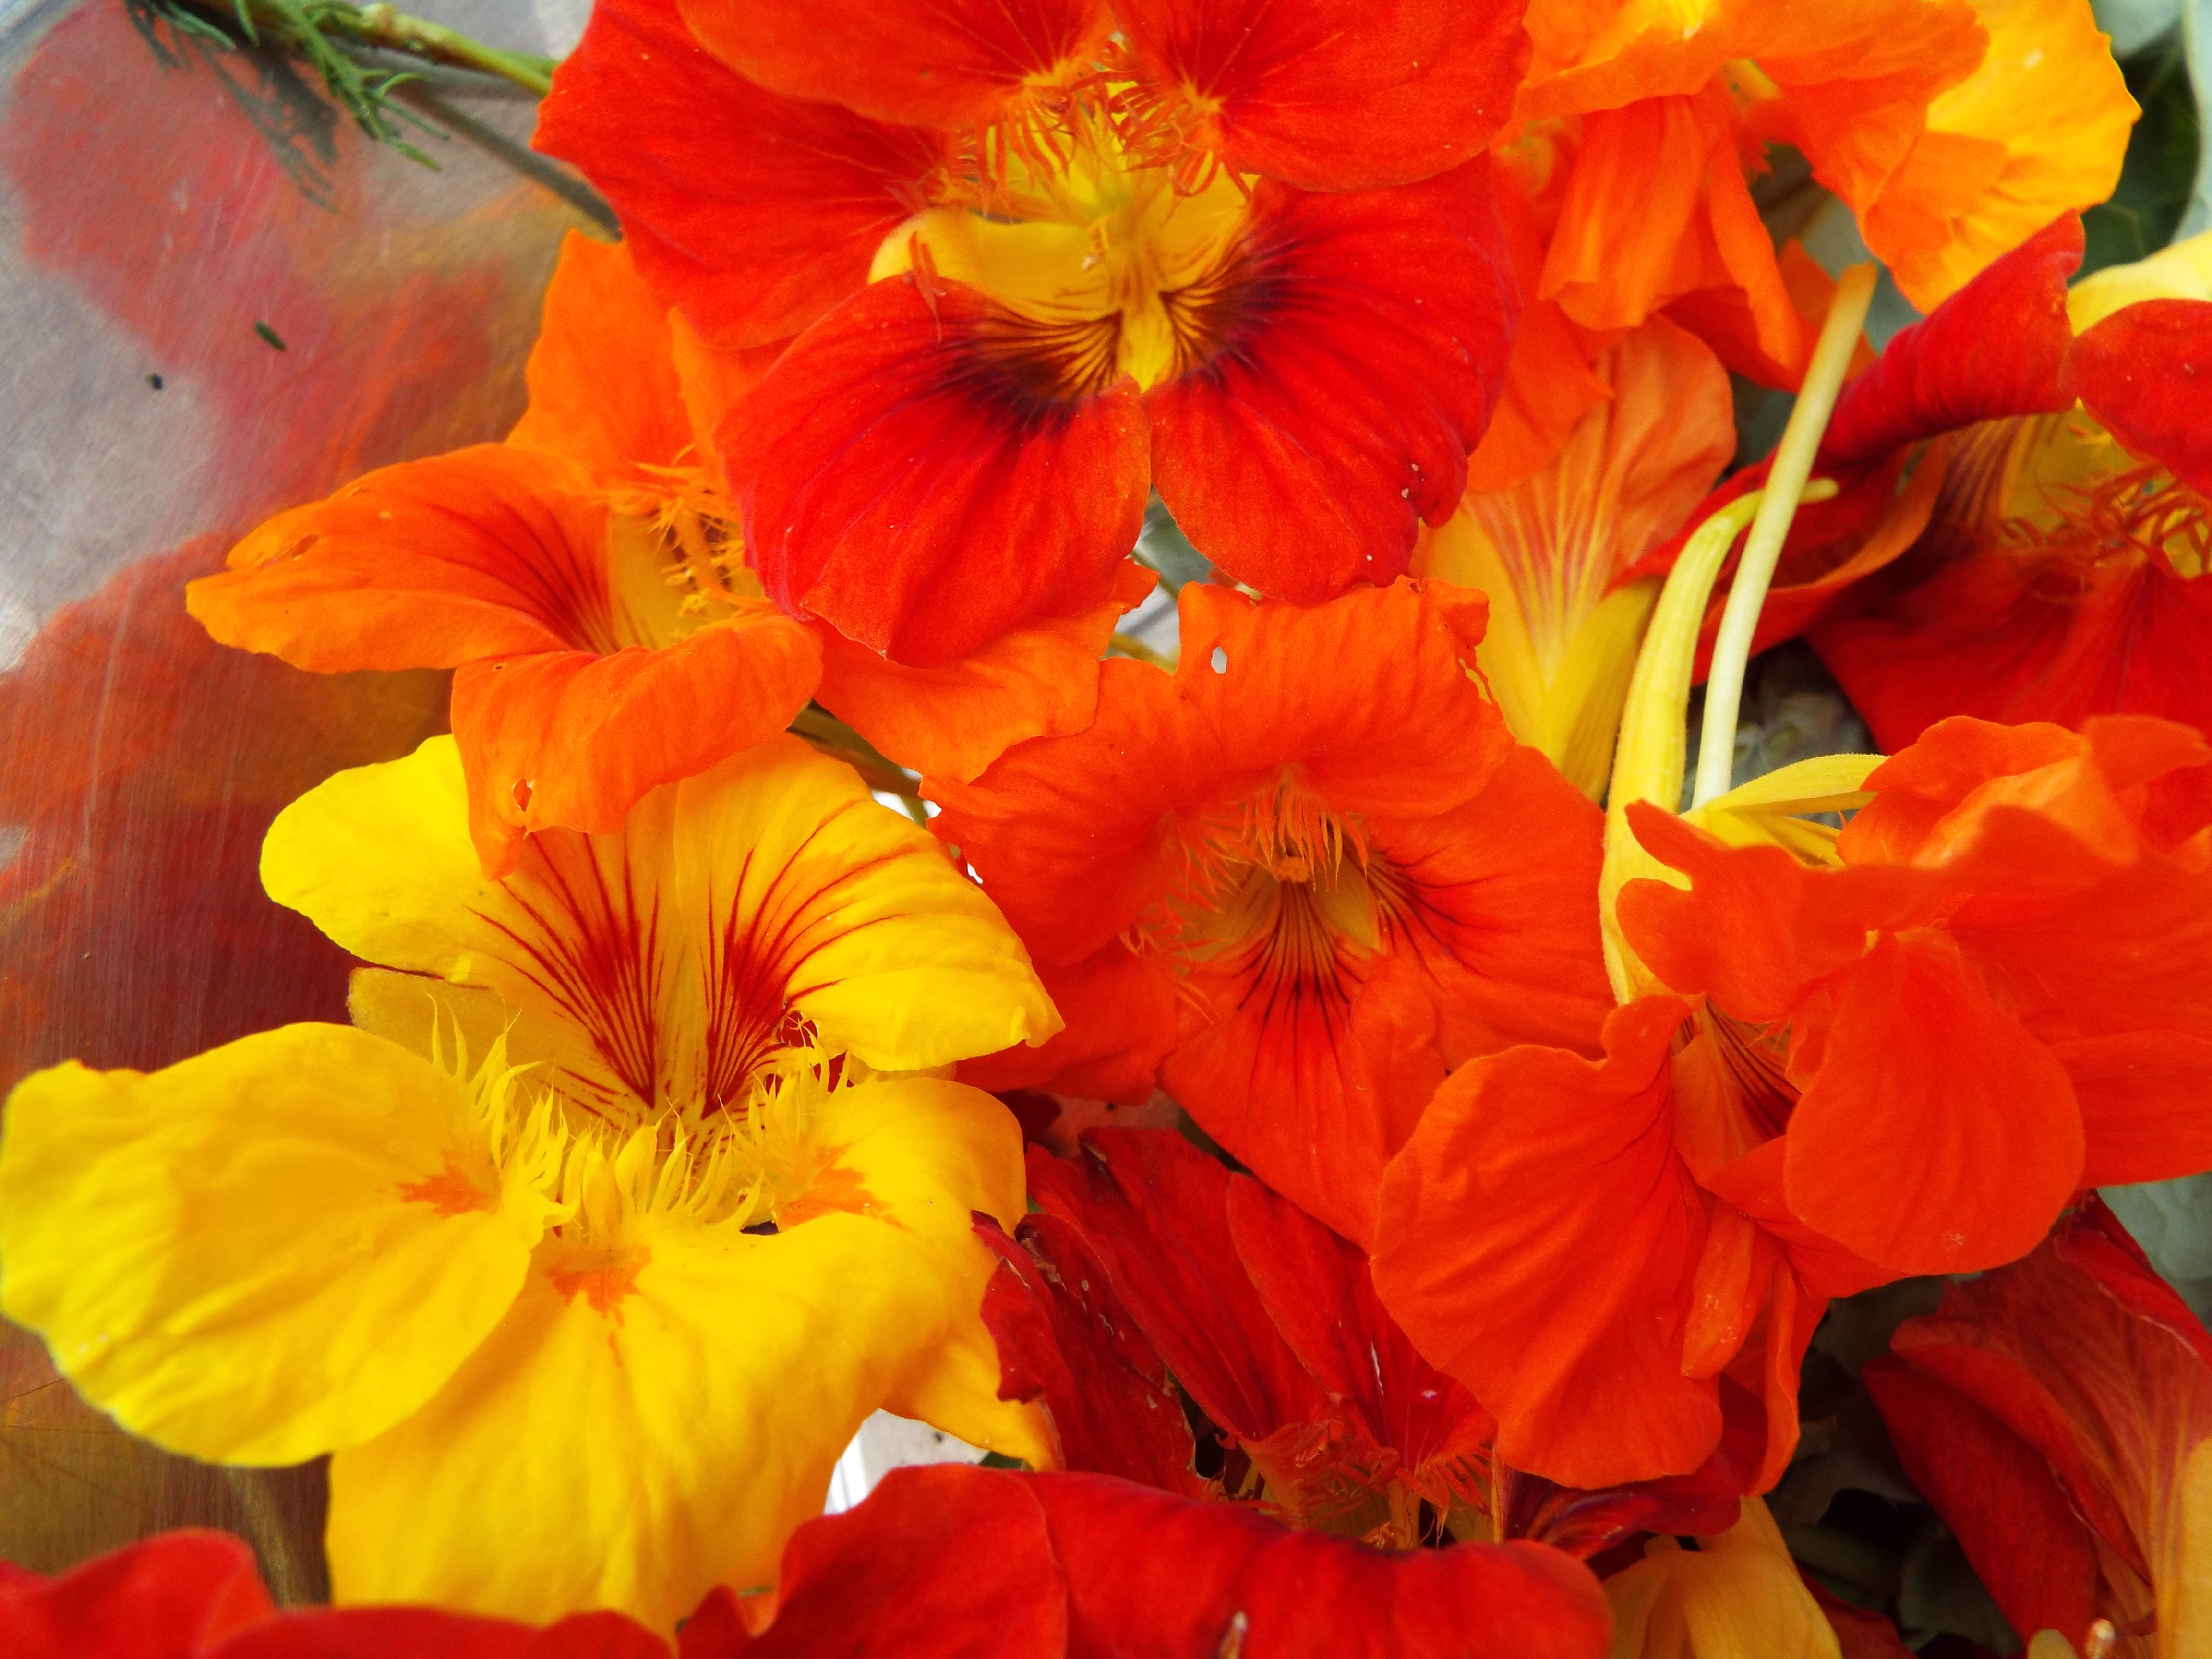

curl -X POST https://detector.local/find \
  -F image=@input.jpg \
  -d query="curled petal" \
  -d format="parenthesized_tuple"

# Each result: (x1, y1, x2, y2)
(2063, 297, 2212, 500)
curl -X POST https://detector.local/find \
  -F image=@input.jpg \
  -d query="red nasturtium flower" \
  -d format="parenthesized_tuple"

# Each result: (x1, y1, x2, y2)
(534, 0, 1528, 665)
(1374, 713, 2212, 1491)
(1865, 1196, 2212, 1657)
(187, 231, 1155, 874)
(930, 578, 1613, 1244)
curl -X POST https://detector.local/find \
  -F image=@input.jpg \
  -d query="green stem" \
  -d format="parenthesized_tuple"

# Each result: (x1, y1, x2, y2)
(349, 1, 555, 94)
(1108, 631, 1174, 670)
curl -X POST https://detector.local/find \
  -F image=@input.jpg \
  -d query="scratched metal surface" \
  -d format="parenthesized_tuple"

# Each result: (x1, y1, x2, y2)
(0, 0, 590, 1593)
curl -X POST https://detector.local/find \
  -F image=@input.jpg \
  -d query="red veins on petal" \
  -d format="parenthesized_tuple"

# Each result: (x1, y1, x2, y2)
(1148, 160, 1517, 603)
(1821, 212, 2083, 468)
(535, 0, 946, 350)
(725, 277, 1151, 666)
(2064, 297, 2212, 500)
(674, 0, 1111, 131)
(1114, 0, 1532, 192)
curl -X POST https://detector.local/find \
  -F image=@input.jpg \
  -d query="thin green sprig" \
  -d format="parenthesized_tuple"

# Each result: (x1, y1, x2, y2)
(136, 0, 555, 165)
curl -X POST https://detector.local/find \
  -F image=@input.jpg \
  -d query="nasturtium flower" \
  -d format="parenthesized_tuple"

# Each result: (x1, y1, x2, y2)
(1376, 714, 2212, 1491)
(0, 734, 1061, 1630)
(931, 579, 1613, 1244)
(535, 0, 1527, 665)
(188, 233, 1154, 875)
(1602, 1498, 1842, 1659)
(1866, 1197, 2212, 1659)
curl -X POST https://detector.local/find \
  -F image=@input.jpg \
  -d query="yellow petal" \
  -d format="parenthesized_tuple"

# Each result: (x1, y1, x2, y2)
(327, 1073, 1038, 1630)
(0, 1024, 558, 1465)
(1605, 1498, 1842, 1659)
(1684, 753, 1884, 866)
(264, 733, 1059, 1124)
(2068, 227, 2212, 332)
(1872, 0, 2137, 310)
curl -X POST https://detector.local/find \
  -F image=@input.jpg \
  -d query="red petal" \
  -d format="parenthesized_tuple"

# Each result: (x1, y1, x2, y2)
(1861, 1357, 2101, 1645)
(726, 277, 1151, 665)
(1225, 1174, 1492, 1473)
(1148, 161, 1515, 602)
(1784, 932, 2084, 1274)
(674, 0, 1109, 130)
(1371, 997, 1724, 1488)
(1026, 1130, 1332, 1445)
(2055, 1030, 2212, 1187)
(1031, 1471, 1613, 1659)
(2063, 296, 2212, 498)
(1821, 213, 2081, 467)
(733, 1466, 1067, 1659)
(956, 944, 1179, 1106)
(977, 1212, 1209, 1494)
(0, 1530, 275, 1659)
(450, 608, 823, 875)
(817, 562, 1154, 783)
(1117, 0, 1529, 191)
(187, 447, 616, 671)
(212, 1609, 672, 1659)
(535, 0, 944, 349)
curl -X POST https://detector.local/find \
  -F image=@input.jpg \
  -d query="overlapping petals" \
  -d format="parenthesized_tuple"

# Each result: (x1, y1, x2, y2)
(1865, 1198, 2212, 1655)
(538, 0, 1523, 662)
(931, 579, 1611, 1242)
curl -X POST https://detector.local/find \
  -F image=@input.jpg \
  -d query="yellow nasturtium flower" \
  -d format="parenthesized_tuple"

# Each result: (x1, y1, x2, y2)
(0, 733, 1061, 1632)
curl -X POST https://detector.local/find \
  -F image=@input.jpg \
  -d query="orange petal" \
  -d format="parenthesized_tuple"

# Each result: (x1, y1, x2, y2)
(1372, 996, 1725, 1488)
(508, 232, 697, 485)
(955, 945, 1179, 1107)
(1783, 930, 2083, 1274)
(817, 562, 1155, 783)
(188, 446, 615, 672)
(451, 609, 824, 876)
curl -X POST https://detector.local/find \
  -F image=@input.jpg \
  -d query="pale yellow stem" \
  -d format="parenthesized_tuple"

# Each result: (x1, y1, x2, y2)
(1690, 264, 1879, 808)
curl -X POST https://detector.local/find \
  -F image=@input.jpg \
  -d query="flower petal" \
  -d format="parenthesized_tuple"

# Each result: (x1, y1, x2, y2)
(674, 0, 1110, 131)
(2063, 297, 2212, 499)
(0, 1025, 551, 1465)
(726, 277, 1152, 666)
(1601, 1499, 1841, 1659)
(815, 561, 1155, 784)
(1146, 161, 1515, 601)
(1371, 997, 1723, 1488)
(188, 446, 616, 671)
(328, 1076, 1034, 1630)
(1784, 931, 2084, 1274)
(1117, 0, 1529, 191)
(954, 944, 1179, 1107)
(534, 0, 945, 349)
(0, 1531, 275, 1659)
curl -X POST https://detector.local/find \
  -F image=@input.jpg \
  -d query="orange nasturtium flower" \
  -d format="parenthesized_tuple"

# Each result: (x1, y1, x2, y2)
(0, 734, 1061, 1631)
(188, 232, 1155, 876)
(931, 578, 1614, 1246)
(534, 0, 1530, 665)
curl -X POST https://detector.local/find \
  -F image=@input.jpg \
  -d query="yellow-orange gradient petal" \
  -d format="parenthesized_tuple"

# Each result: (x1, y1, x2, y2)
(1418, 317, 1734, 798)
(1858, 0, 2135, 310)
(326, 1073, 1043, 1631)
(1604, 1499, 1842, 1658)
(0, 1024, 561, 1466)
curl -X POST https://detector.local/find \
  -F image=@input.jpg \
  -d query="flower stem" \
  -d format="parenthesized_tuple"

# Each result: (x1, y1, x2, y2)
(349, 1, 555, 94)
(1689, 264, 1878, 808)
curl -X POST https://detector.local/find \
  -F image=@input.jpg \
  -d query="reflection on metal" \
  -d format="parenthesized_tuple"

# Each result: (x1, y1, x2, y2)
(0, 0, 587, 1588)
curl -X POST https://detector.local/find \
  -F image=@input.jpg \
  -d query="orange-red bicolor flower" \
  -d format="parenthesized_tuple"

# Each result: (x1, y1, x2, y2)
(1865, 1196, 2212, 1657)
(188, 232, 1156, 873)
(535, 0, 1528, 665)
(1375, 713, 2212, 1491)
(929, 580, 1613, 1244)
